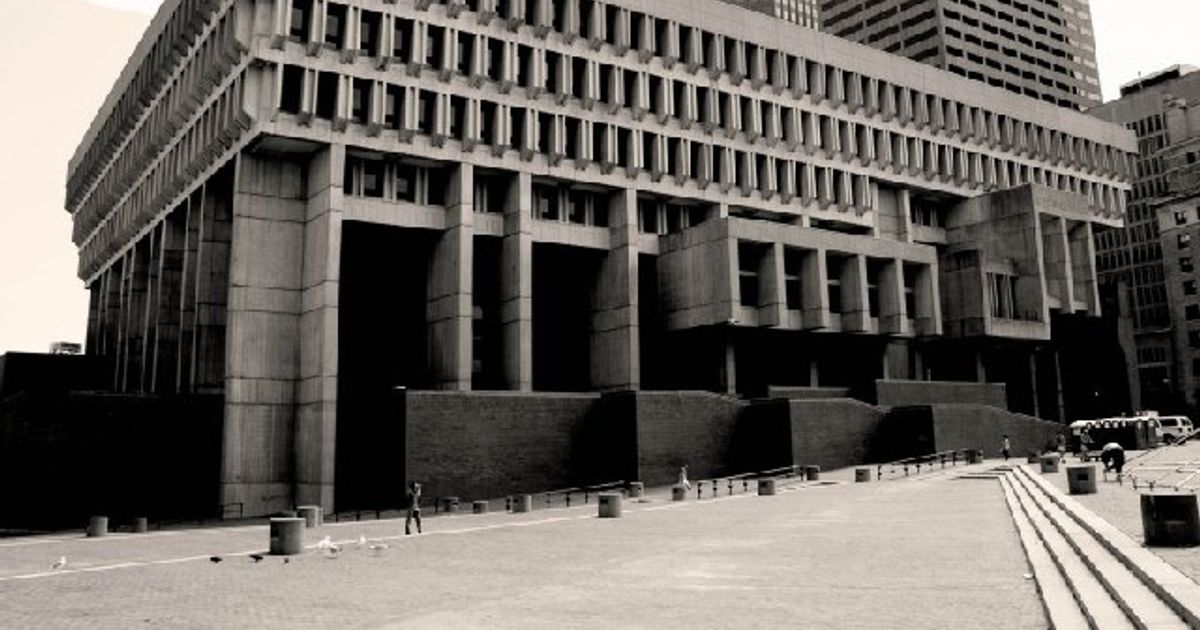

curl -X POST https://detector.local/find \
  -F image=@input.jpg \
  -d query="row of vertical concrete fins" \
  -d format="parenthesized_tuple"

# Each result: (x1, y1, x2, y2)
(1003, 467, 1198, 628)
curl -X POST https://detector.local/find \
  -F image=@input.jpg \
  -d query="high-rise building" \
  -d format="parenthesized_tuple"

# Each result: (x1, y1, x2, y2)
(1090, 66, 1200, 409)
(819, 0, 1102, 111)
(720, 0, 820, 28)
(66, 0, 1132, 516)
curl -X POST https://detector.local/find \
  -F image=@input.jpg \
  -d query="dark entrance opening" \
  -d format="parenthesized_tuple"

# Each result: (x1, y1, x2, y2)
(532, 243, 601, 391)
(336, 221, 434, 512)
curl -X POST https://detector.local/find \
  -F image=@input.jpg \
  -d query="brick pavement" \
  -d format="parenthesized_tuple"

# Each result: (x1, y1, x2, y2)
(0, 465, 1044, 629)
(1039, 441, 1200, 585)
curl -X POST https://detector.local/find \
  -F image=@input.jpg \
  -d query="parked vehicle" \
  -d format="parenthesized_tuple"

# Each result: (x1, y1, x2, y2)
(1156, 416, 1194, 444)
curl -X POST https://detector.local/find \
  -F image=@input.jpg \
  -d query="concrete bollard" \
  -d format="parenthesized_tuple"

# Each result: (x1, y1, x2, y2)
(269, 517, 304, 555)
(1141, 494, 1200, 547)
(86, 516, 108, 538)
(672, 486, 686, 501)
(133, 517, 149, 533)
(1066, 465, 1097, 495)
(1027, 453, 1041, 464)
(855, 468, 871, 483)
(297, 505, 323, 529)
(628, 482, 644, 499)
(1040, 455, 1060, 474)
(441, 497, 459, 513)
(598, 493, 622, 518)
(967, 450, 982, 464)
(758, 478, 776, 496)
(804, 465, 821, 481)
(513, 494, 533, 513)
(473, 500, 488, 514)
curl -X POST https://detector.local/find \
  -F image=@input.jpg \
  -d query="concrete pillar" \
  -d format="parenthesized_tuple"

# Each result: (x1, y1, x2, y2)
(720, 329, 736, 395)
(193, 174, 233, 393)
(176, 192, 202, 391)
(151, 212, 186, 392)
(878, 258, 907, 335)
(296, 145, 344, 511)
(800, 249, 829, 330)
(975, 347, 986, 383)
(1029, 350, 1041, 419)
(590, 188, 639, 391)
(809, 359, 820, 387)
(140, 229, 161, 393)
(1042, 215, 1074, 309)
(840, 255, 870, 332)
(1069, 221, 1099, 314)
(222, 152, 309, 517)
(428, 164, 474, 390)
(123, 240, 151, 392)
(896, 189, 912, 243)
(757, 243, 786, 328)
(501, 172, 533, 391)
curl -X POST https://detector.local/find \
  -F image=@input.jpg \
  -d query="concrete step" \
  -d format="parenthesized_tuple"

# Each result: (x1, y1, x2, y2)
(999, 476, 1091, 630)
(1007, 471, 1135, 629)
(1017, 467, 1200, 628)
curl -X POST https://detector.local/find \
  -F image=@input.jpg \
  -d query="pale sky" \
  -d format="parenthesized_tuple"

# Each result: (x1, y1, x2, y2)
(0, 0, 1197, 353)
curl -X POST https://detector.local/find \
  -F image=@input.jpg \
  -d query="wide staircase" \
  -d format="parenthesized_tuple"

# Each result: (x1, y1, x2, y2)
(983, 463, 1200, 629)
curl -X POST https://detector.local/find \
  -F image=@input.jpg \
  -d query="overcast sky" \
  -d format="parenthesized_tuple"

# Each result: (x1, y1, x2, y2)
(0, 0, 1197, 353)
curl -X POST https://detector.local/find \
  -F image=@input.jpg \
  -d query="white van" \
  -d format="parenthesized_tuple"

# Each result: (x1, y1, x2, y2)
(1157, 416, 1195, 443)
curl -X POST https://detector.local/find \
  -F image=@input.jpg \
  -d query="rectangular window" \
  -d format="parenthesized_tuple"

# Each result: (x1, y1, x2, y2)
(325, 3, 346, 49)
(784, 248, 802, 310)
(280, 65, 304, 114)
(535, 184, 558, 221)
(1182, 233, 1193, 249)
(315, 72, 338, 119)
(290, 0, 312, 41)
(1187, 304, 1200, 321)
(1182, 257, 1194, 273)
(1190, 330, 1200, 348)
(1185, 280, 1197, 296)
(394, 162, 418, 202)
(738, 243, 761, 308)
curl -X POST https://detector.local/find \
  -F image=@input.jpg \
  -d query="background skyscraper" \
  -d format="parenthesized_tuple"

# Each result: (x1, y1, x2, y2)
(721, 0, 821, 28)
(819, 0, 1102, 111)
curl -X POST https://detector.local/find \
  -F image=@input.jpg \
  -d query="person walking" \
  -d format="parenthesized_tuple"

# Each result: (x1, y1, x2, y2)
(1056, 433, 1067, 457)
(1080, 430, 1094, 461)
(405, 481, 423, 535)
(677, 465, 692, 491)
(1001, 435, 1011, 461)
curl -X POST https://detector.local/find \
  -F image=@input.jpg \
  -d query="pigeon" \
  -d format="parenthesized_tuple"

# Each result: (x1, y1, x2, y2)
(283, 558, 290, 564)
(368, 542, 389, 556)
(322, 545, 341, 559)
(51, 556, 67, 571)
(249, 554, 264, 563)
(316, 535, 333, 550)
(358, 534, 368, 549)
(209, 556, 223, 563)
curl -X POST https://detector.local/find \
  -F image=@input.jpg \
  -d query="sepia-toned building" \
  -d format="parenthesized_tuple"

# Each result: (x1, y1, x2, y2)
(66, 0, 1133, 515)
(819, 0, 1102, 111)
(721, 0, 821, 29)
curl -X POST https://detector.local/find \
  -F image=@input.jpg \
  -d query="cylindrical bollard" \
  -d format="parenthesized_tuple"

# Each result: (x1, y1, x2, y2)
(442, 497, 460, 513)
(598, 493, 622, 518)
(804, 465, 821, 481)
(513, 494, 533, 513)
(1066, 465, 1097, 495)
(297, 505, 323, 529)
(1040, 455, 1060, 474)
(671, 486, 686, 501)
(473, 500, 488, 514)
(628, 482, 644, 499)
(1141, 493, 1200, 547)
(855, 468, 871, 483)
(758, 478, 776, 496)
(269, 517, 304, 555)
(133, 517, 149, 533)
(86, 516, 108, 538)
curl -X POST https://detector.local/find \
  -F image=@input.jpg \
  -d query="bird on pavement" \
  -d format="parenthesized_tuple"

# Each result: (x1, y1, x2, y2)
(249, 554, 264, 563)
(51, 557, 67, 571)
(368, 542, 389, 556)
(358, 534, 368, 549)
(209, 556, 223, 563)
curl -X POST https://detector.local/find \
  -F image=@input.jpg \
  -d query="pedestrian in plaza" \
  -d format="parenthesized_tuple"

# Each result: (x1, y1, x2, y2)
(677, 465, 692, 491)
(1100, 443, 1125, 474)
(1079, 430, 1094, 461)
(405, 481, 423, 535)
(1056, 433, 1066, 456)
(1001, 435, 1011, 461)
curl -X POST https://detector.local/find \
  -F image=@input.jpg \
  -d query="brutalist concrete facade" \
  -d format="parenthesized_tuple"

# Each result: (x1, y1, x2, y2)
(819, 0, 1102, 111)
(66, 0, 1134, 516)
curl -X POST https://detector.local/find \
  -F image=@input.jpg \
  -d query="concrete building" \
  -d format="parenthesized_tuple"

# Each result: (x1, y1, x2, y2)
(1090, 66, 1200, 409)
(819, 0, 1102, 111)
(720, 0, 820, 29)
(66, 0, 1133, 516)
(1151, 95, 1200, 406)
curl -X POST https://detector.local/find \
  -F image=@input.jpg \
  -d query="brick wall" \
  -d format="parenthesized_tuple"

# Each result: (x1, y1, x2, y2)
(786, 399, 887, 470)
(631, 391, 747, 485)
(0, 392, 222, 529)
(875, 379, 1008, 408)
(930, 404, 1063, 457)
(404, 391, 606, 502)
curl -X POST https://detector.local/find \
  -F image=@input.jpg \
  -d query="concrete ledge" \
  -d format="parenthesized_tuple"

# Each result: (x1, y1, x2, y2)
(1017, 466, 1200, 627)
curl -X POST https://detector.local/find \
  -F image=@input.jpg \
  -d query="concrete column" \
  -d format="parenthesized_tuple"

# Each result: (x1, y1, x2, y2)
(123, 239, 151, 392)
(591, 188, 640, 391)
(222, 152, 308, 517)
(758, 242, 786, 328)
(975, 348, 986, 383)
(1029, 350, 1041, 419)
(177, 192, 202, 392)
(140, 229, 161, 393)
(912, 262, 941, 336)
(501, 172, 533, 391)
(151, 214, 186, 392)
(1053, 349, 1066, 422)
(1069, 221, 1099, 314)
(193, 173, 233, 393)
(840, 255, 870, 333)
(85, 283, 101, 357)
(808, 358, 820, 387)
(800, 249, 829, 330)
(878, 258, 907, 335)
(720, 330, 736, 395)
(428, 164, 475, 390)
(296, 145, 343, 511)
(1041, 215, 1075, 309)
(896, 188, 912, 242)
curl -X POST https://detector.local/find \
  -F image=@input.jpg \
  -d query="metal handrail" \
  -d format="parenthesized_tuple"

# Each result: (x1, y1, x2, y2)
(690, 465, 805, 499)
(874, 449, 976, 481)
